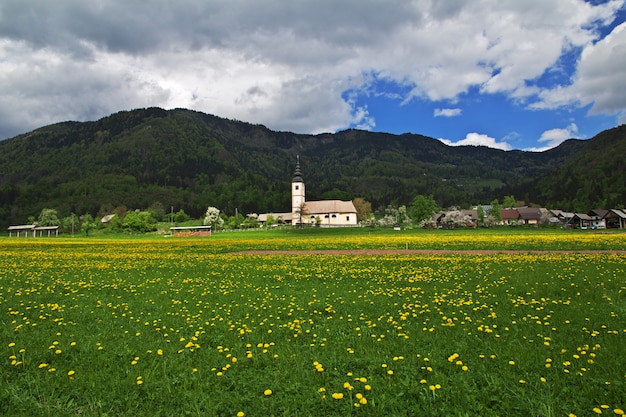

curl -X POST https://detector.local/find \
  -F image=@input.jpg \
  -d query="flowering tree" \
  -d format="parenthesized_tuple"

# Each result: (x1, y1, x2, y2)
(203, 206, 224, 229)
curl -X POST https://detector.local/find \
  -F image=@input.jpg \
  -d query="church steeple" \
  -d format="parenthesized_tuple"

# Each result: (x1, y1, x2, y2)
(292, 155, 303, 183)
(291, 155, 305, 225)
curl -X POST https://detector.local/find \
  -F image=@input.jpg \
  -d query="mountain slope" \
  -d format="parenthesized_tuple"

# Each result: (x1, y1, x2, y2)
(0, 107, 611, 227)
(517, 124, 626, 211)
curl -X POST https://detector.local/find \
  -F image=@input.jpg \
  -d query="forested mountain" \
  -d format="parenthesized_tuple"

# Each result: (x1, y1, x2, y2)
(515, 125, 626, 212)
(0, 107, 622, 228)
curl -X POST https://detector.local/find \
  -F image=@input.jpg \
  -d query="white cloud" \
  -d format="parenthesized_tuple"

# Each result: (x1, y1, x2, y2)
(434, 108, 462, 117)
(533, 20, 626, 116)
(439, 132, 512, 151)
(525, 123, 579, 151)
(0, 0, 624, 139)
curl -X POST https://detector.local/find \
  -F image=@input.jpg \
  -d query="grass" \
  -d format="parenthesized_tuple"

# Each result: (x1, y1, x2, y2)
(1, 229, 625, 416)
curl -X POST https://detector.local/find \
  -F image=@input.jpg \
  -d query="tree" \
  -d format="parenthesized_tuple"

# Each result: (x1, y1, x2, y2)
(441, 210, 472, 228)
(203, 206, 224, 229)
(173, 209, 191, 224)
(503, 195, 516, 209)
(408, 195, 439, 225)
(477, 205, 485, 225)
(353, 198, 372, 223)
(61, 213, 78, 235)
(487, 199, 502, 223)
(123, 211, 156, 233)
(265, 214, 277, 228)
(81, 214, 97, 236)
(38, 208, 60, 227)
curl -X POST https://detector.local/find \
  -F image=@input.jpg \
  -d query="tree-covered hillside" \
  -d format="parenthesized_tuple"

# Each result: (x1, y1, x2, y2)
(0, 107, 620, 228)
(516, 124, 626, 212)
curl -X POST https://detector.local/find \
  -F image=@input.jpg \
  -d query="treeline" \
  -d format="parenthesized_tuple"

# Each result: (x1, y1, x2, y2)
(0, 107, 623, 230)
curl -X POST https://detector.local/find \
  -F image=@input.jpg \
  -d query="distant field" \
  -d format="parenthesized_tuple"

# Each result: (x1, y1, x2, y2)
(1, 230, 625, 416)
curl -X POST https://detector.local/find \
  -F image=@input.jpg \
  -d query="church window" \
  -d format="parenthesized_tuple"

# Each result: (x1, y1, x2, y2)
(295, 185, 299, 190)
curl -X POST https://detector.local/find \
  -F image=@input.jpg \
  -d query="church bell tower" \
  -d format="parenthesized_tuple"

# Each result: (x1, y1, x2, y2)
(291, 155, 305, 225)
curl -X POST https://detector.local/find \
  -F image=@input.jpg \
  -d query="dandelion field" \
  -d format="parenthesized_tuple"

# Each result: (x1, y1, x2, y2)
(1, 230, 625, 416)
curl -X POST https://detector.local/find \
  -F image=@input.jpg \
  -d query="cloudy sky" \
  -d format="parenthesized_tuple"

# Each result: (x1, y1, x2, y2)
(1, 0, 625, 151)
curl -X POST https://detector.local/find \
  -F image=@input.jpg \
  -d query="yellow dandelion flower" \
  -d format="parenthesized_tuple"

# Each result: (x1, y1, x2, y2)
(157, 349, 163, 356)
(614, 409, 624, 415)
(67, 370, 75, 376)
(8, 342, 15, 348)
(387, 370, 394, 375)
(237, 412, 245, 417)
(359, 397, 367, 405)
(264, 389, 272, 396)
(331, 393, 344, 400)
(364, 385, 372, 391)
(38, 363, 48, 369)
(593, 408, 603, 414)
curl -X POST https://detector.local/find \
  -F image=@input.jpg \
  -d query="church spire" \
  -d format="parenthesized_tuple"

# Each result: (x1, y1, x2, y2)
(292, 155, 303, 182)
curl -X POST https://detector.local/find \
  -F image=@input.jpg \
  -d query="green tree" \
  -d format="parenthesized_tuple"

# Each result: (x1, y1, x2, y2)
(61, 213, 79, 235)
(477, 206, 485, 225)
(408, 195, 439, 224)
(503, 195, 516, 209)
(123, 211, 156, 233)
(173, 209, 191, 224)
(38, 208, 60, 227)
(265, 214, 277, 228)
(81, 214, 97, 236)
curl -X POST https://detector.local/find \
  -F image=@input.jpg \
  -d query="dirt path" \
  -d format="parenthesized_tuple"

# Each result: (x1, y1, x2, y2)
(230, 249, 626, 255)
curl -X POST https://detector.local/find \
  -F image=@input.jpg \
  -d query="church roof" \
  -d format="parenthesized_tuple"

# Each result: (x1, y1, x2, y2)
(292, 155, 304, 183)
(304, 200, 357, 214)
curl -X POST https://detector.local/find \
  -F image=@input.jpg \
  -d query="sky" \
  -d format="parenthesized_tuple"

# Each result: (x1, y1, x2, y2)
(1, 1, 626, 151)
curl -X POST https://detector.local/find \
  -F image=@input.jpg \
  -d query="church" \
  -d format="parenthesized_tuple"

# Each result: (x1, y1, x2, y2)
(258, 157, 358, 227)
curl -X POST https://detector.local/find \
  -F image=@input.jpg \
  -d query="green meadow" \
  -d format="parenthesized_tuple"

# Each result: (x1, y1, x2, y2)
(1, 229, 625, 416)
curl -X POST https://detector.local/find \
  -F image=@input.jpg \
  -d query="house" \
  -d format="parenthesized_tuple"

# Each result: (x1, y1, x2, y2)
(550, 210, 574, 225)
(8, 223, 59, 237)
(516, 207, 543, 225)
(587, 209, 608, 229)
(499, 208, 520, 225)
(568, 213, 593, 229)
(603, 209, 626, 229)
(258, 212, 292, 225)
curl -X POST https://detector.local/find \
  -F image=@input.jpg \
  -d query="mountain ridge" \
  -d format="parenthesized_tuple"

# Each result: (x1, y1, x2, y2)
(0, 107, 622, 228)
